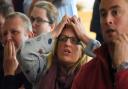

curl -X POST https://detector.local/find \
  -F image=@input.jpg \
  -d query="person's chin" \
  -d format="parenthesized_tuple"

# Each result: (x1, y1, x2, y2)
(60, 57, 73, 64)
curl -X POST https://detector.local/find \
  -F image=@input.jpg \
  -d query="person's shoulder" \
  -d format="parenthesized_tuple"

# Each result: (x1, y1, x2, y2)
(82, 44, 108, 71)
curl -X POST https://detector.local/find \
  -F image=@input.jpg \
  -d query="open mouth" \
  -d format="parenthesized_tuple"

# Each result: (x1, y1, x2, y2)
(106, 28, 116, 34)
(64, 49, 71, 54)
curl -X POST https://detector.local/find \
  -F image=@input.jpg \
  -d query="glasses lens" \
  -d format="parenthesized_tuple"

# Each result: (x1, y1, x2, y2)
(30, 16, 50, 24)
(70, 37, 80, 44)
(58, 35, 80, 45)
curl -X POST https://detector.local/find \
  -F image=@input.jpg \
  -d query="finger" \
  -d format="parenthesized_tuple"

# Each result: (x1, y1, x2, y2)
(67, 17, 71, 24)
(71, 15, 78, 24)
(122, 33, 128, 42)
(62, 15, 68, 24)
(4, 40, 11, 58)
(70, 22, 77, 33)
(12, 41, 16, 57)
(126, 33, 128, 43)
(78, 17, 81, 22)
(8, 40, 13, 59)
(113, 34, 121, 45)
(4, 41, 8, 60)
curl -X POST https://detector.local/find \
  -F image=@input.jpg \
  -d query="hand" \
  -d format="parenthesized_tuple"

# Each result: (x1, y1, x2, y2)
(112, 33, 128, 68)
(51, 15, 70, 38)
(70, 16, 90, 44)
(3, 40, 19, 76)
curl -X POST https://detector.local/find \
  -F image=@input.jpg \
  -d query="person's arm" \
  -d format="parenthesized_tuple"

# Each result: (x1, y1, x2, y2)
(3, 40, 19, 89)
(19, 32, 55, 84)
(71, 16, 101, 57)
(112, 33, 128, 89)
(3, 40, 30, 89)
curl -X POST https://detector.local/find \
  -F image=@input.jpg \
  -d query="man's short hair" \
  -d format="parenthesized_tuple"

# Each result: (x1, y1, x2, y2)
(6, 12, 32, 32)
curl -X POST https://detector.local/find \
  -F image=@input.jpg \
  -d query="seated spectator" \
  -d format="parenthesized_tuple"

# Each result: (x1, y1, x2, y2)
(71, 0, 128, 89)
(2, 12, 33, 89)
(18, 15, 100, 89)
(29, 1, 58, 36)
(0, 1, 14, 88)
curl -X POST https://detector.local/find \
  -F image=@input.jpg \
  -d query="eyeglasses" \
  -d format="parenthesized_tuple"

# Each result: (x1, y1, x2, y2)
(58, 35, 81, 45)
(30, 16, 50, 24)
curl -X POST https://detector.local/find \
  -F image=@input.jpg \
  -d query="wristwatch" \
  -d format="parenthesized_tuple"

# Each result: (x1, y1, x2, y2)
(116, 62, 128, 72)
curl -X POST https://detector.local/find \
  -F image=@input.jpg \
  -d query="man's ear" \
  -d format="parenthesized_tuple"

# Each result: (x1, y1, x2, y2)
(50, 23, 56, 31)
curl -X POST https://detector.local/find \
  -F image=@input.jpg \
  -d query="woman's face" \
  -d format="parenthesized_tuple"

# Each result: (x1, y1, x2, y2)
(30, 7, 51, 36)
(57, 26, 83, 66)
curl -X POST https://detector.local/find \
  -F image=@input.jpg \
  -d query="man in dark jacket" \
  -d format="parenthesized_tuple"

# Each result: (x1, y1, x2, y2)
(0, 1, 14, 88)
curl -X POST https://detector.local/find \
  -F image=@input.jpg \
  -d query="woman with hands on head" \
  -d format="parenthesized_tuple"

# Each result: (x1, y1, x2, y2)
(19, 15, 100, 89)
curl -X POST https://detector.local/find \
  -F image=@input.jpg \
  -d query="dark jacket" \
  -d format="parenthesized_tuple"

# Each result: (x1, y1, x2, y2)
(0, 43, 4, 89)
(0, 43, 32, 89)
(4, 72, 32, 89)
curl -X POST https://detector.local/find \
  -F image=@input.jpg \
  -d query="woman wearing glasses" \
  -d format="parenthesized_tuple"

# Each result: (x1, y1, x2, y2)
(19, 15, 100, 89)
(29, 1, 58, 37)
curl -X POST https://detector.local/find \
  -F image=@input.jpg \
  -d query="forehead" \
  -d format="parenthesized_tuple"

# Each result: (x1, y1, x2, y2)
(100, 0, 128, 10)
(3, 16, 24, 31)
(61, 26, 77, 37)
(31, 7, 47, 17)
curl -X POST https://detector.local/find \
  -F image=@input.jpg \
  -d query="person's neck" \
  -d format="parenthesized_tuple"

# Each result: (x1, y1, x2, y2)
(58, 61, 75, 75)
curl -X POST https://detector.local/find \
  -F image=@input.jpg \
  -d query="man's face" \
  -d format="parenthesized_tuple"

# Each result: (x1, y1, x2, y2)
(2, 16, 28, 51)
(100, 0, 128, 44)
(57, 27, 82, 66)
(30, 7, 51, 36)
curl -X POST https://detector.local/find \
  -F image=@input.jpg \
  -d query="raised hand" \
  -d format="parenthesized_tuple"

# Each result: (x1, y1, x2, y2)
(70, 15, 101, 57)
(3, 40, 19, 76)
(112, 33, 128, 69)
(52, 15, 70, 38)
(70, 15, 90, 44)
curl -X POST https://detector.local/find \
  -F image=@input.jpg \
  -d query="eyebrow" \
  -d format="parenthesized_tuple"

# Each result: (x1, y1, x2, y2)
(100, 5, 120, 12)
